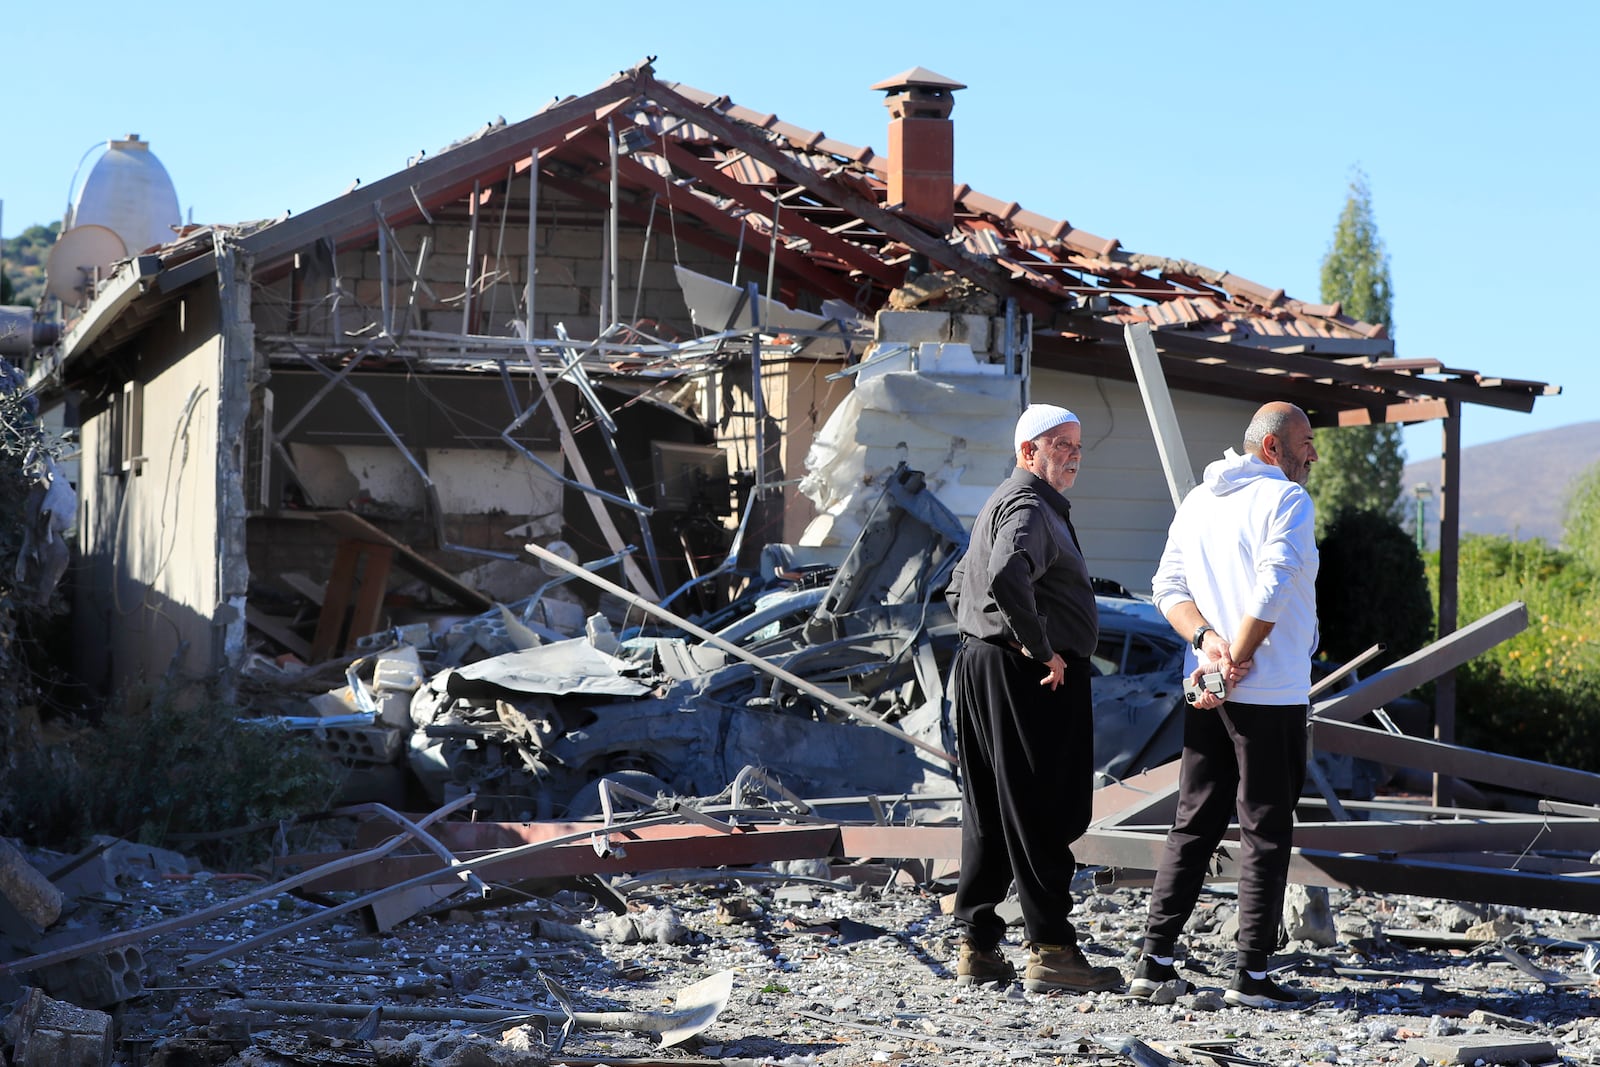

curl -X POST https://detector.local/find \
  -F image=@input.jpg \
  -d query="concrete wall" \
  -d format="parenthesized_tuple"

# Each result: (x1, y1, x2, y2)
(74, 286, 226, 688)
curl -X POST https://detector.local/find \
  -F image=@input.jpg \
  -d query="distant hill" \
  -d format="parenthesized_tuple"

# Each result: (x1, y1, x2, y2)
(1402, 420, 1600, 548)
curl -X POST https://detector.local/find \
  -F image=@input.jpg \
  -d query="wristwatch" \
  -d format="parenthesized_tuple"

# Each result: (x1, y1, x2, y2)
(1191, 624, 1216, 652)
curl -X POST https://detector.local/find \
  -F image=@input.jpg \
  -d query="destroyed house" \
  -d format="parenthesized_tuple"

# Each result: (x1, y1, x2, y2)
(28, 59, 1556, 694)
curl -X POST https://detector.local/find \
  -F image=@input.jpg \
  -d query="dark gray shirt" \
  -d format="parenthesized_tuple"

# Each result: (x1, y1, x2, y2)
(946, 467, 1099, 661)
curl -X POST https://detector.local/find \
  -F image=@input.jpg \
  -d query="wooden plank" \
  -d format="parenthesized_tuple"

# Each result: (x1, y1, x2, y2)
(244, 607, 312, 660)
(277, 571, 327, 607)
(348, 543, 395, 649)
(314, 511, 491, 612)
(310, 539, 362, 663)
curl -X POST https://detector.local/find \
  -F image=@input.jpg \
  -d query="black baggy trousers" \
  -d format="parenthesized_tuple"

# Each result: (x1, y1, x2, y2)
(1141, 699, 1308, 973)
(952, 639, 1094, 949)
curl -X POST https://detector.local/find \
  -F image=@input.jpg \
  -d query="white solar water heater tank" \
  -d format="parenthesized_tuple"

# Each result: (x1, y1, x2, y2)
(67, 134, 181, 254)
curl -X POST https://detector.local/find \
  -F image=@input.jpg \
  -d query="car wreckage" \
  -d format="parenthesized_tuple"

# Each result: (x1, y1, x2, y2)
(398, 465, 1190, 821)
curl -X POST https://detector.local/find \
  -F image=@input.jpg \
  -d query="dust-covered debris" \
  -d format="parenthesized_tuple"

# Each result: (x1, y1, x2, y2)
(6, 838, 1599, 1067)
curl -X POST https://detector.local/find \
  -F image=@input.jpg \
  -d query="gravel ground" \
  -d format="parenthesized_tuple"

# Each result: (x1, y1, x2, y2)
(32, 854, 1600, 1067)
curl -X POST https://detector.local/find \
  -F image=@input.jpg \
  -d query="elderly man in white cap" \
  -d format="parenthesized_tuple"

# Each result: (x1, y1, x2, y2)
(942, 403, 1123, 993)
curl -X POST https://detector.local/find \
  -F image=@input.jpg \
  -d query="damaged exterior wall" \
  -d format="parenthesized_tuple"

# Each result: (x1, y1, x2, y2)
(73, 285, 228, 689)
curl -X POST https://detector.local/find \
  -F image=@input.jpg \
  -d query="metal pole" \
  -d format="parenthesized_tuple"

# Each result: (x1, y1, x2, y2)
(524, 151, 538, 335)
(764, 197, 779, 325)
(629, 194, 658, 330)
(1435, 401, 1462, 807)
(607, 118, 620, 332)
(374, 205, 392, 336)
(461, 180, 480, 342)
(483, 165, 513, 334)
(749, 283, 766, 496)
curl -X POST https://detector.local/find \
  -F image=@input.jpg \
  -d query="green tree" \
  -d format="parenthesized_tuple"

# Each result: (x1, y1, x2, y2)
(1, 267, 13, 304)
(1563, 460, 1600, 572)
(1306, 169, 1404, 535)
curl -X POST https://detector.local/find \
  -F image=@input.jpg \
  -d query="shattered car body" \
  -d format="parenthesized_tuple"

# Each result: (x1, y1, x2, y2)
(408, 466, 964, 819)
(406, 465, 1194, 819)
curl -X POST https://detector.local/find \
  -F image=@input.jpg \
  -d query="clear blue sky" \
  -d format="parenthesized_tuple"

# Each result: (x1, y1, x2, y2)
(4, 1, 1594, 462)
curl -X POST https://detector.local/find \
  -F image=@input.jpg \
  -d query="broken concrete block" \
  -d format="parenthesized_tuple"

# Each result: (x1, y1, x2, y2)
(1436, 902, 1486, 932)
(3, 987, 113, 1067)
(873, 309, 955, 345)
(1404, 1035, 1557, 1065)
(585, 613, 621, 656)
(0, 838, 63, 930)
(317, 724, 404, 764)
(1282, 883, 1337, 947)
(372, 645, 425, 693)
(37, 945, 146, 1008)
(309, 686, 362, 718)
(1464, 915, 1520, 941)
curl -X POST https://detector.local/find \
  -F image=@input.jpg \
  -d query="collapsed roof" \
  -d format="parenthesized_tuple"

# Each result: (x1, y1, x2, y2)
(43, 58, 1557, 425)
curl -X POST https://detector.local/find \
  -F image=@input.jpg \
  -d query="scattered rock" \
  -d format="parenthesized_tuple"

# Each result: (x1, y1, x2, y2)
(1284, 884, 1338, 947)
(12, 861, 1599, 1066)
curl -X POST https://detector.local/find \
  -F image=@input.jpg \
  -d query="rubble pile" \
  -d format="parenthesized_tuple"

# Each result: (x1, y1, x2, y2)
(234, 466, 1193, 828)
(3, 832, 1598, 1067)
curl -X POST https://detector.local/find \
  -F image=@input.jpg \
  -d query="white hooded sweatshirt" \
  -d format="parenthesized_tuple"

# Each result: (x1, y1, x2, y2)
(1152, 449, 1319, 705)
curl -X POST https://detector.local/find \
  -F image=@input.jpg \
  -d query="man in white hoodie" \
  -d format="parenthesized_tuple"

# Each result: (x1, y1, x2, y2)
(1128, 402, 1320, 1008)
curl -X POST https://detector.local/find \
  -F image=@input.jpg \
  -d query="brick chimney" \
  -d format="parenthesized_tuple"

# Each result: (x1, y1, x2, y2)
(871, 66, 965, 234)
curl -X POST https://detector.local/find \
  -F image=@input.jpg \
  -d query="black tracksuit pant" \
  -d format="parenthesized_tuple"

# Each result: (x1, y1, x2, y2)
(952, 639, 1094, 950)
(1141, 699, 1308, 973)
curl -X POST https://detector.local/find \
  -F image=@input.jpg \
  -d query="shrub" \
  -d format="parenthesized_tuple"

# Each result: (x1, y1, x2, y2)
(1439, 535, 1600, 770)
(1316, 507, 1433, 668)
(3, 683, 340, 868)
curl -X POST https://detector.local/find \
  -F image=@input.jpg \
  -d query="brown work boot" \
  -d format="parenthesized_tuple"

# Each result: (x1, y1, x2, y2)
(955, 938, 1017, 987)
(1022, 941, 1124, 993)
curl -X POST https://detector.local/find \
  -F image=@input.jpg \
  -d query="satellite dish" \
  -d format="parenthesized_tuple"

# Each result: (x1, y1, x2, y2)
(45, 224, 128, 307)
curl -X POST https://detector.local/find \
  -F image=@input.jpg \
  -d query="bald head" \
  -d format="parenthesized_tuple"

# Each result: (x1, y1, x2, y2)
(1243, 402, 1317, 485)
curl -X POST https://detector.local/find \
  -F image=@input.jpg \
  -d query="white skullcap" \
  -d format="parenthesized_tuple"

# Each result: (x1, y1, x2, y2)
(1013, 404, 1080, 452)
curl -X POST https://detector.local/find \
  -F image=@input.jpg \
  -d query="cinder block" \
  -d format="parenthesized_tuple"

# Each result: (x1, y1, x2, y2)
(529, 284, 582, 316)
(874, 309, 951, 344)
(545, 226, 604, 258)
(6, 987, 113, 1067)
(37, 945, 146, 1008)
(351, 280, 387, 307)
(333, 251, 365, 278)
(318, 724, 404, 765)
(427, 225, 475, 256)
